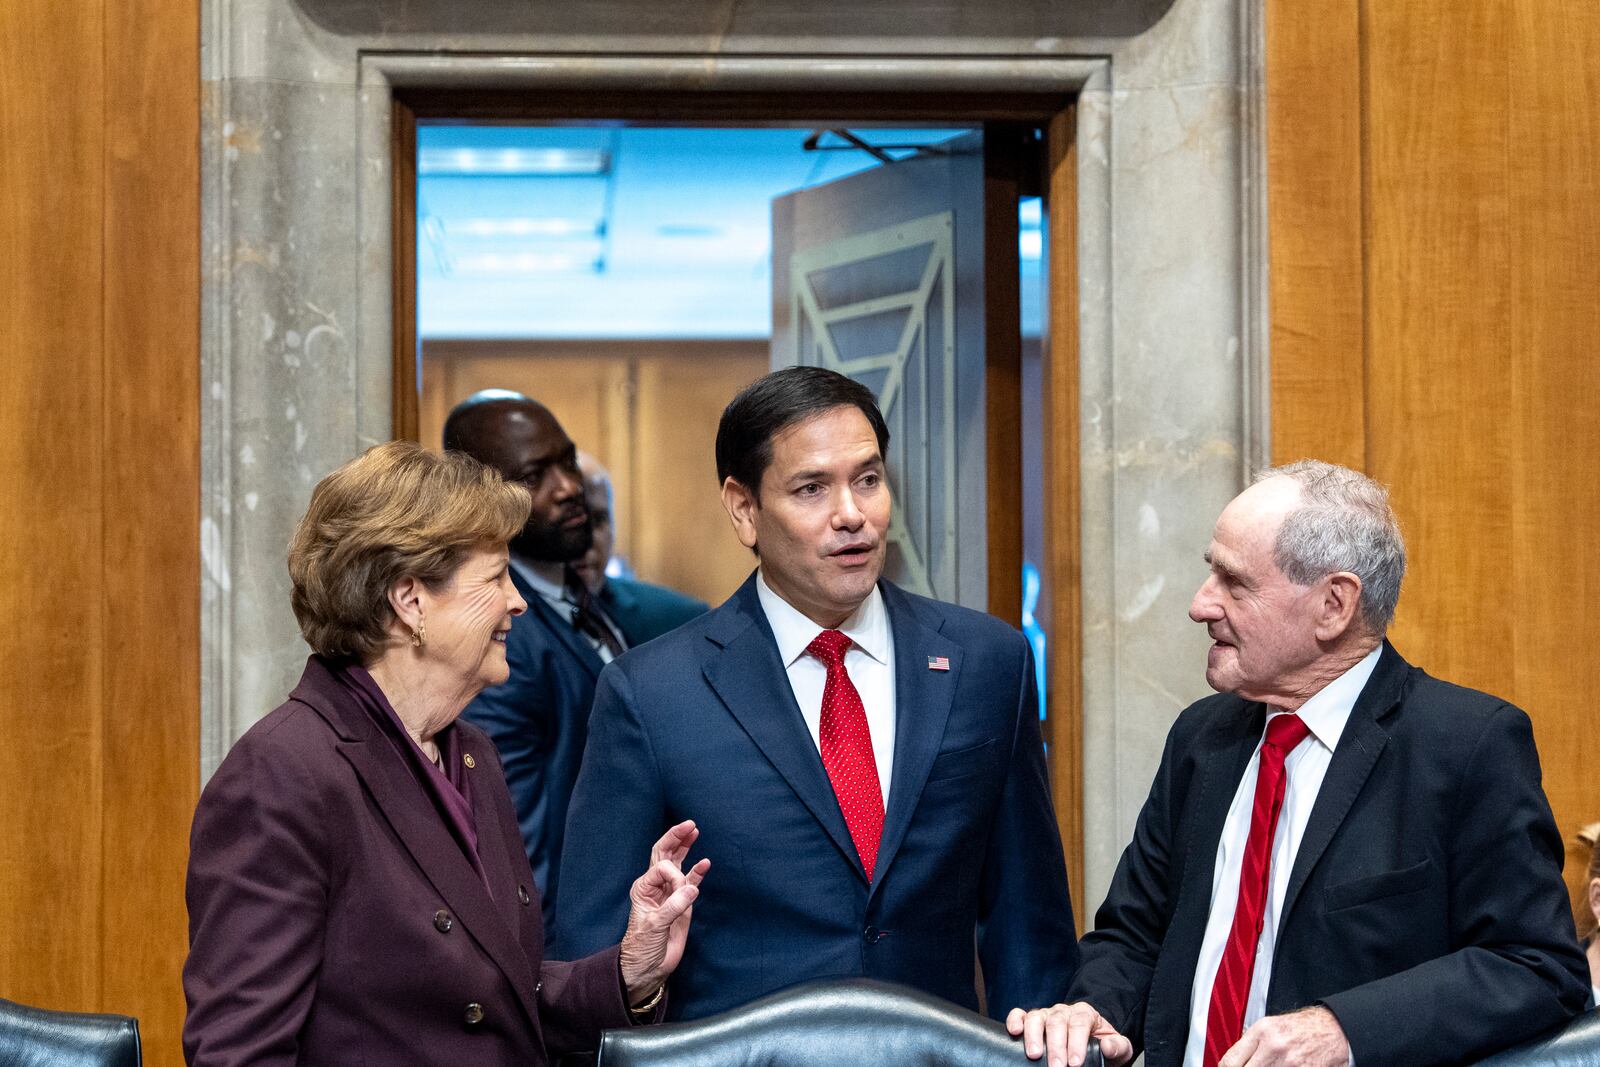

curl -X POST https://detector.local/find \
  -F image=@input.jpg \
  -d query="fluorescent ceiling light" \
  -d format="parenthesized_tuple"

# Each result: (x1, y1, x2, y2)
(449, 217, 602, 238)
(655, 223, 725, 238)
(451, 251, 600, 274)
(418, 147, 610, 176)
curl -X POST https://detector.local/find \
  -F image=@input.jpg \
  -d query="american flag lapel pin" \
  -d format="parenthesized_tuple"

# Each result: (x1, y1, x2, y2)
(927, 655, 951, 672)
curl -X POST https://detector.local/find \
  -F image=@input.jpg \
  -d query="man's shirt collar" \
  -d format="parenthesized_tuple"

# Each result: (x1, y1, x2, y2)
(756, 569, 890, 668)
(1272, 643, 1383, 753)
(509, 551, 568, 604)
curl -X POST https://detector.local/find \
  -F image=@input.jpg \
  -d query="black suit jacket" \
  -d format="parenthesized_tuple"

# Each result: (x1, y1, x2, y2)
(1070, 643, 1588, 1067)
(554, 574, 1080, 1021)
(461, 566, 604, 935)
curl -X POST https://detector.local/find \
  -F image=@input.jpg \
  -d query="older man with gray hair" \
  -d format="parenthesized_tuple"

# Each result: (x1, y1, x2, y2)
(1010, 460, 1587, 1067)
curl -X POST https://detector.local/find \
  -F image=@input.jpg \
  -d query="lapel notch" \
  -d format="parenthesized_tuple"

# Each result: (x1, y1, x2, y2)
(869, 583, 960, 897)
(1276, 643, 1407, 932)
(334, 725, 545, 1031)
(701, 576, 865, 880)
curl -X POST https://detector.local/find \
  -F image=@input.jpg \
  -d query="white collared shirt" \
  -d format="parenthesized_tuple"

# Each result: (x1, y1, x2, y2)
(1182, 645, 1383, 1067)
(508, 552, 623, 664)
(756, 570, 897, 807)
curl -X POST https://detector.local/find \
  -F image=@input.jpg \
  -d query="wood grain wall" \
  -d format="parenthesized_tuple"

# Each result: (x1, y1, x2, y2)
(0, 0, 199, 1060)
(1268, 0, 1600, 920)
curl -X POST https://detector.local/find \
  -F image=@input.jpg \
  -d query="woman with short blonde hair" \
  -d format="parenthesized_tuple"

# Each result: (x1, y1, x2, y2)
(184, 440, 708, 1067)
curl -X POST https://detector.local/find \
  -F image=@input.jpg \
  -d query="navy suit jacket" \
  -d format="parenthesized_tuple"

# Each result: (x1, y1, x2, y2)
(462, 566, 604, 934)
(184, 657, 634, 1067)
(1069, 642, 1588, 1067)
(598, 576, 707, 647)
(554, 574, 1080, 1020)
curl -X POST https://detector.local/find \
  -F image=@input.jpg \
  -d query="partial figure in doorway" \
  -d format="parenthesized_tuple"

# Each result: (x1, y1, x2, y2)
(556, 365, 1079, 1020)
(444, 390, 632, 937)
(574, 451, 708, 647)
(1578, 821, 1600, 1006)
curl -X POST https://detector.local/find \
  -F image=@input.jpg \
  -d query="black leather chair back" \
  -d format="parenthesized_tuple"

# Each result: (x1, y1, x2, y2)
(1474, 1010, 1600, 1067)
(597, 978, 1101, 1067)
(0, 998, 141, 1067)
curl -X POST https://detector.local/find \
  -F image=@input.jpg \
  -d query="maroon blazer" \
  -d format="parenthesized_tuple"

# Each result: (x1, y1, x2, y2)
(183, 657, 637, 1067)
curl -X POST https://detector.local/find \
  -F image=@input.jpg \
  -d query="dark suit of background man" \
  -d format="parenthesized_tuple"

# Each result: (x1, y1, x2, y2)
(573, 451, 708, 646)
(1011, 460, 1588, 1067)
(444, 390, 632, 935)
(555, 365, 1080, 1020)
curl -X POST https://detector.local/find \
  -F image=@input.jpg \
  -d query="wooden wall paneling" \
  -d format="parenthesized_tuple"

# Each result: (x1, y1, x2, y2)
(1271, 0, 1600, 923)
(420, 340, 452, 450)
(100, 0, 201, 1056)
(631, 347, 767, 605)
(1041, 106, 1085, 933)
(1264, 0, 1366, 470)
(0, 0, 108, 1015)
(1363, 0, 1513, 695)
(1508, 0, 1600, 914)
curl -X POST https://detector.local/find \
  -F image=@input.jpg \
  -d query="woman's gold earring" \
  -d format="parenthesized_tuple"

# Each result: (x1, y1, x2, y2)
(412, 617, 426, 648)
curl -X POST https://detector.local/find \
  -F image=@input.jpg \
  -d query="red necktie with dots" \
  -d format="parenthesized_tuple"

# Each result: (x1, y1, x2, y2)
(805, 629, 885, 880)
(1202, 712, 1312, 1067)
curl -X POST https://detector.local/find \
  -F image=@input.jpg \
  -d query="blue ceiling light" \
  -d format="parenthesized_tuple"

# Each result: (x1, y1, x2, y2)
(416, 126, 988, 339)
(449, 251, 604, 275)
(449, 217, 604, 238)
(418, 147, 611, 177)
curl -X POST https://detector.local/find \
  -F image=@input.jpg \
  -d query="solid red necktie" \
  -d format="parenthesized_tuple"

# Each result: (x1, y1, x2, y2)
(806, 629, 885, 880)
(1202, 712, 1312, 1067)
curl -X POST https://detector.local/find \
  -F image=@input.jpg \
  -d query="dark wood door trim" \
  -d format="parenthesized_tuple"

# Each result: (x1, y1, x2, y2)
(982, 121, 1026, 629)
(392, 98, 421, 443)
(1042, 106, 1085, 933)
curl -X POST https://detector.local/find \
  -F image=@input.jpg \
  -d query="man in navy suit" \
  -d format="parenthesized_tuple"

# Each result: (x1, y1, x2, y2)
(573, 453, 708, 646)
(446, 391, 632, 935)
(555, 366, 1079, 1020)
(1009, 461, 1588, 1067)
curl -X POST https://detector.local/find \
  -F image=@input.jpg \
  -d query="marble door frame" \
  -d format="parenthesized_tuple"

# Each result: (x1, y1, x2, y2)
(201, 0, 1269, 909)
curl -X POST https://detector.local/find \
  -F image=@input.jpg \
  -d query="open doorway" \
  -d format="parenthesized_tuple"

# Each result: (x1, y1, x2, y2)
(393, 97, 1083, 922)
(412, 124, 973, 609)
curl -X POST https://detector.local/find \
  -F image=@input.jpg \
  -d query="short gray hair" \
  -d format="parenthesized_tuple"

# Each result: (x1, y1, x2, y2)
(1254, 460, 1407, 633)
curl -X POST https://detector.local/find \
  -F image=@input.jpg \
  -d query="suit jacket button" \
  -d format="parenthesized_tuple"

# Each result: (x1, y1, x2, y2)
(464, 1002, 485, 1026)
(863, 926, 881, 944)
(434, 909, 454, 933)
(535, 980, 544, 996)
(518, 885, 531, 906)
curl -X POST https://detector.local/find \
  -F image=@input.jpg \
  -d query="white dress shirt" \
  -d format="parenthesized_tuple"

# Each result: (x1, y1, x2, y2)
(1182, 645, 1383, 1067)
(508, 553, 623, 665)
(756, 570, 897, 807)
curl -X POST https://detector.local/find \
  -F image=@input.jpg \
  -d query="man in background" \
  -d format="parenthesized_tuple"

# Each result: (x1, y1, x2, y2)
(1009, 461, 1587, 1067)
(443, 390, 630, 935)
(574, 452, 707, 646)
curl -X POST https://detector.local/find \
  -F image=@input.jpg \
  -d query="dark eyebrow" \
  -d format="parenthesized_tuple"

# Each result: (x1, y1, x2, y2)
(516, 443, 575, 478)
